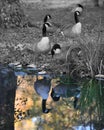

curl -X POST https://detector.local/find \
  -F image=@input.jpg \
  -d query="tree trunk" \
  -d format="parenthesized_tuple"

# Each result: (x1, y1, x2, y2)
(0, 66, 17, 130)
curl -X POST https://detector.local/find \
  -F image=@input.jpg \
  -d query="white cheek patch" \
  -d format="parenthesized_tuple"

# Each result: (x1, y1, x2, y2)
(45, 24, 49, 28)
(47, 22, 52, 27)
(75, 7, 82, 13)
(61, 31, 64, 36)
(47, 16, 50, 20)
(45, 22, 52, 29)
(76, 11, 80, 16)
(55, 49, 61, 54)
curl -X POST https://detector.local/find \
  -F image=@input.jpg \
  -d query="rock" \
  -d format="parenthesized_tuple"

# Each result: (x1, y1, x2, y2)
(0, 65, 17, 130)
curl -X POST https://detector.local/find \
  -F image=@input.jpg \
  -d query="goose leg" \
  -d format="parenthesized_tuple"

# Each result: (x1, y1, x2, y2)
(42, 54, 49, 64)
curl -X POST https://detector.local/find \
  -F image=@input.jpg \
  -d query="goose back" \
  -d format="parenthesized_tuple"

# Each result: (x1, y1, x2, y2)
(53, 83, 80, 98)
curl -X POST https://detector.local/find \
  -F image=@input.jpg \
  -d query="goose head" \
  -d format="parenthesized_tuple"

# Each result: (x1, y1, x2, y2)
(75, 4, 83, 13)
(77, 4, 83, 9)
(60, 11, 81, 37)
(44, 14, 52, 23)
(51, 88, 60, 101)
(35, 74, 52, 113)
(51, 44, 61, 58)
(42, 22, 52, 37)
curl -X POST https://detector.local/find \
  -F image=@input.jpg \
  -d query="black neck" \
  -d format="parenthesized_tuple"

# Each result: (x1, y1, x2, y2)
(51, 49, 55, 58)
(74, 11, 79, 23)
(42, 99, 47, 112)
(44, 16, 47, 23)
(44, 15, 51, 23)
(42, 24, 47, 37)
(36, 72, 39, 80)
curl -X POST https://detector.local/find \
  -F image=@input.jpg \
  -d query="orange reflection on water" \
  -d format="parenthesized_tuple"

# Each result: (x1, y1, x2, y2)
(15, 75, 80, 130)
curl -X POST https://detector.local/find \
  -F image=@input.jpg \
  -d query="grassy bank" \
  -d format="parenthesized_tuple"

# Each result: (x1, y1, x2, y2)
(0, 4, 104, 77)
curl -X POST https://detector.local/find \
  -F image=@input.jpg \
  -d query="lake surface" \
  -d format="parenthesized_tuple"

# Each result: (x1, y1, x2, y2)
(14, 75, 81, 130)
(8, 62, 104, 130)
(14, 75, 100, 130)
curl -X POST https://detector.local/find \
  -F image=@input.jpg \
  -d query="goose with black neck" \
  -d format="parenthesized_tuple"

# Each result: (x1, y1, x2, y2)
(60, 11, 82, 38)
(32, 22, 51, 64)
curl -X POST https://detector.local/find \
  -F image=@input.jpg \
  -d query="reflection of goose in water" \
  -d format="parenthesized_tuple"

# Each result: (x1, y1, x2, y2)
(52, 80, 80, 109)
(34, 74, 60, 113)
(34, 71, 80, 113)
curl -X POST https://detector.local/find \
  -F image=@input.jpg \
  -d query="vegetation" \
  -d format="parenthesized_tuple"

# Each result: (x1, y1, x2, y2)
(0, 0, 104, 129)
(80, 79, 104, 118)
(65, 10, 104, 128)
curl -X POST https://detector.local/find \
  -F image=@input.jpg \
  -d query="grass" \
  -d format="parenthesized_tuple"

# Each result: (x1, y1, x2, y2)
(0, 2, 104, 77)
(79, 78, 104, 123)
(0, 2, 104, 84)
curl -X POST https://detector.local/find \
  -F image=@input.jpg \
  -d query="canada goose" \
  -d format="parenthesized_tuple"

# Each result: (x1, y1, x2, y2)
(52, 79, 80, 109)
(34, 75, 51, 113)
(51, 44, 61, 58)
(43, 14, 61, 35)
(75, 4, 83, 14)
(43, 14, 53, 34)
(36, 23, 50, 52)
(61, 11, 82, 38)
(72, 11, 82, 35)
(25, 21, 56, 63)
(32, 22, 51, 63)
(44, 14, 52, 23)
(72, 4, 83, 14)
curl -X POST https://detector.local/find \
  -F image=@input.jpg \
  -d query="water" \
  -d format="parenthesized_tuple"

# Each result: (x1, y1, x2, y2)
(14, 69, 80, 130)
(14, 74, 95, 130)
(11, 62, 104, 130)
